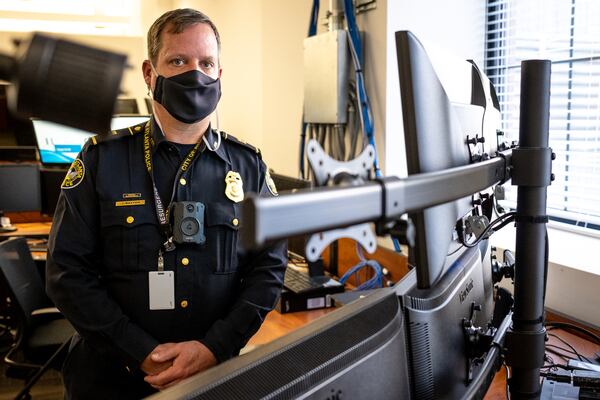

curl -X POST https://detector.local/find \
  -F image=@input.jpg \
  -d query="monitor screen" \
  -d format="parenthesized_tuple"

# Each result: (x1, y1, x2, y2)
(33, 116, 150, 165)
(33, 120, 94, 165)
(0, 163, 41, 212)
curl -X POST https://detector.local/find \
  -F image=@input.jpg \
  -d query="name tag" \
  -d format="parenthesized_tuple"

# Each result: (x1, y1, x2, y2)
(148, 271, 174, 310)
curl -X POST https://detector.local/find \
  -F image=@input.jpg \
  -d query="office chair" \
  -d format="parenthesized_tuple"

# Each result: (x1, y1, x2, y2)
(0, 237, 74, 400)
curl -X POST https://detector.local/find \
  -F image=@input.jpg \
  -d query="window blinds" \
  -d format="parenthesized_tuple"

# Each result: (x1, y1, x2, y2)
(485, 0, 600, 229)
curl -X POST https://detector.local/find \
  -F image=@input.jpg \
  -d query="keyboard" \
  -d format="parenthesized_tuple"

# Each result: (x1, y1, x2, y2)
(284, 267, 342, 294)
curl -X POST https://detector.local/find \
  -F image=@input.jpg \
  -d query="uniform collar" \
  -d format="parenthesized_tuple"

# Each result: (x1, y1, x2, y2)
(150, 117, 230, 165)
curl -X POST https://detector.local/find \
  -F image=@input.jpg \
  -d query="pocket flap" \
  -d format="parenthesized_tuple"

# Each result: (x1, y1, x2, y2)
(100, 201, 156, 228)
(205, 202, 240, 230)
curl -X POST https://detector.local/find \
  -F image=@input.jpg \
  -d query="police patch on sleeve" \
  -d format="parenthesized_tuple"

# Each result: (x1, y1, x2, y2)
(61, 158, 85, 189)
(265, 170, 278, 196)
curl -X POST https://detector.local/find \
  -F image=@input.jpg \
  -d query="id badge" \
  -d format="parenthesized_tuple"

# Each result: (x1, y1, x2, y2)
(148, 271, 175, 310)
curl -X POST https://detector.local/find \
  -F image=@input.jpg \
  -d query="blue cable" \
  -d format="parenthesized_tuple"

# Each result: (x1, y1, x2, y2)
(340, 0, 403, 252)
(338, 243, 383, 290)
(341, 0, 381, 178)
(308, 0, 320, 37)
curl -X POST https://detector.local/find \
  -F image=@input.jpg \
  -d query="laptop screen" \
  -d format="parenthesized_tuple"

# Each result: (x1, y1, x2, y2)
(33, 116, 150, 165)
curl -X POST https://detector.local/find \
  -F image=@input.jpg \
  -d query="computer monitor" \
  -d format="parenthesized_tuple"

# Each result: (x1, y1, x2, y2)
(268, 172, 312, 259)
(395, 31, 500, 289)
(394, 30, 499, 399)
(33, 116, 150, 165)
(32, 119, 95, 165)
(269, 171, 312, 193)
(0, 163, 41, 212)
(114, 98, 140, 115)
(148, 288, 411, 400)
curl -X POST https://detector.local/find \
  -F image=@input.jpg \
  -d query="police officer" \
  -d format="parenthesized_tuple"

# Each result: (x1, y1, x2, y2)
(46, 8, 287, 399)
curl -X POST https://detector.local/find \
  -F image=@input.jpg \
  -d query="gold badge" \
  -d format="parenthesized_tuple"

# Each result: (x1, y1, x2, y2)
(224, 171, 244, 203)
(61, 159, 85, 189)
(266, 170, 278, 196)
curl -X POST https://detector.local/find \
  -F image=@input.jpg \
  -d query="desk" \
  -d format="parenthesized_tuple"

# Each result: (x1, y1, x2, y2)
(247, 307, 335, 349)
(0, 222, 51, 239)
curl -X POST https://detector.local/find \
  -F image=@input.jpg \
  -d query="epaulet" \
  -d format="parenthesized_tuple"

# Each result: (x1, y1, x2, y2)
(85, 121, 147, 148)
(220, 131, 262, 157)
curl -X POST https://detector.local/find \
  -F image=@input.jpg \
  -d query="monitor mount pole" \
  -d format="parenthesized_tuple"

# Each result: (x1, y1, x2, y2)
(505, 60, 553, 400)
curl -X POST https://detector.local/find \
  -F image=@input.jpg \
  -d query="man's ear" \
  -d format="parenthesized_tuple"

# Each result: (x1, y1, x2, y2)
(142, 60, 152, 88)
(218, 67, 223, 79)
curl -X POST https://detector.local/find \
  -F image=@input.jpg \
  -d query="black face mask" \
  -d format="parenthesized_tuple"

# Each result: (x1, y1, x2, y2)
(153, 69, 221, 124)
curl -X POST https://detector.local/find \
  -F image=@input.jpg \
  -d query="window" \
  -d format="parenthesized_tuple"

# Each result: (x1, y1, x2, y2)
(485, 0, 600, 231)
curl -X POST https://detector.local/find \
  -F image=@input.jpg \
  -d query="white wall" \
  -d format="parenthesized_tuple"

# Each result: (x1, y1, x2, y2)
(385, 0, 487, 177)
(177, 0, 311, 176)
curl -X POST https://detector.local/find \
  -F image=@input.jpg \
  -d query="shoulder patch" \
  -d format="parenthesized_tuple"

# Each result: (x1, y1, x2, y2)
(220, 131, 262, 157)
(265, 170, 278, 196)
(61, 158, 85, 189)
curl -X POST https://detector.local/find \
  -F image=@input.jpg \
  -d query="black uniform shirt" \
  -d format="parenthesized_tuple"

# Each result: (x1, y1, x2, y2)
(46, 118, 287, 368)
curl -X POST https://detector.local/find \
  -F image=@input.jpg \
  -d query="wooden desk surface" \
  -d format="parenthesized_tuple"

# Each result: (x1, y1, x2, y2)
(0, 222, 52, 238)
(247, 308, 335, 348)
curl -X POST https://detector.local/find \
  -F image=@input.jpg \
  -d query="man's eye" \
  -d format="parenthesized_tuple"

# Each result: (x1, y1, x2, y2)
(202, 62, 214, 69)
(172, 59, 185, 66)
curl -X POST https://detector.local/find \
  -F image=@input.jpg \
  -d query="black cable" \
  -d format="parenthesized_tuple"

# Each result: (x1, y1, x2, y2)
(461, 212, 516, 248)
(545, 346, 571, 362)
(545, 344, 591, 362)
(504, 363, 510, 400)
(548, 333, 592, 363)
(446, 244, 465, 256)
(546, 322, 600, 346)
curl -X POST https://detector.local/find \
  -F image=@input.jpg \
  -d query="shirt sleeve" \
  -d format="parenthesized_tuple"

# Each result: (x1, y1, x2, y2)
(46, 144, 159, 368)
(200, 161, 287, 363)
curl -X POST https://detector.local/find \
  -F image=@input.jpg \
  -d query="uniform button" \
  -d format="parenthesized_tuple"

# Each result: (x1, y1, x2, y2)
(180, 178, 187, 186)
(180, 300, 189, 308)
(126, 216, 134, 224)
(232, 218, 239, 226)
(181, 257, 189, 266)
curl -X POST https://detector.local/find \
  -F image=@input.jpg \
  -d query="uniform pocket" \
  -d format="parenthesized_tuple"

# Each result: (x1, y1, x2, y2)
(99, 202, 159, 271)
(205, 202, 240, 274)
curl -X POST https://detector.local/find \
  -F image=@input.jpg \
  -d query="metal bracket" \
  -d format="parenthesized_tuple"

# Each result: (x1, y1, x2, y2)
(511, 147, 553, 187)
(305, 223, 377, 262)
(306, 139, 374, 186)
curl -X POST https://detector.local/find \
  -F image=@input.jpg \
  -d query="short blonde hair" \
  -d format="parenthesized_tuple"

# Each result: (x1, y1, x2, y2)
(147, 8, 221, 65)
